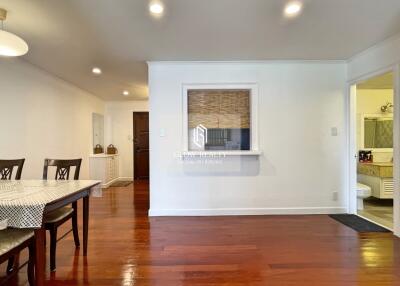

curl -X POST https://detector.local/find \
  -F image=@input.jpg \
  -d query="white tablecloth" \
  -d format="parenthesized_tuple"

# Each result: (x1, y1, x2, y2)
(0, 180, 101, 229)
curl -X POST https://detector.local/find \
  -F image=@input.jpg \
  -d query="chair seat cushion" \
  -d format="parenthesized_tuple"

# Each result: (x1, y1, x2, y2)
(0, 229, 34, 257)
(44, 206, 74, 223)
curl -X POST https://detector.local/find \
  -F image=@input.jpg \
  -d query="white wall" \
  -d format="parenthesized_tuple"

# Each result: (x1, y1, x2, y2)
(105, 101, 149, 179)
(0, 58, 104, 179)
(357, 89, 393, 114)
(348, 34, 400, 81)
(149, 62, 347, 216)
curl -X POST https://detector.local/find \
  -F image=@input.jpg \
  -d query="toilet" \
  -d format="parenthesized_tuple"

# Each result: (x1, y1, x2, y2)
(357, 183, 372, 210)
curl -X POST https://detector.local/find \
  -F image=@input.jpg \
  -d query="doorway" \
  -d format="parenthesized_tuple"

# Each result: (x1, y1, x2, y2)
(133, 112, 149, 180)
(350, 71, 395, 230)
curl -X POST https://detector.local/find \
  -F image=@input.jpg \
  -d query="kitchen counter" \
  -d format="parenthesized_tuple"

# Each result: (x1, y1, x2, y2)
(89, 153, 118, 158)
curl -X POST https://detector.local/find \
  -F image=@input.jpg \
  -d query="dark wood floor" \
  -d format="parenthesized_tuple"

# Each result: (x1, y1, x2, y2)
(2, 181, 400, 285)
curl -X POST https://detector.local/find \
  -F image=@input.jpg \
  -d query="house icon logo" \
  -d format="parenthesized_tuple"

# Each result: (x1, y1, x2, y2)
(193, 124, 207, 148)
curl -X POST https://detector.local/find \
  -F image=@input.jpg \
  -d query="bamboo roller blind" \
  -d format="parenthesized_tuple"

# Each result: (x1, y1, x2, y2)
(188, 89, 250, 129)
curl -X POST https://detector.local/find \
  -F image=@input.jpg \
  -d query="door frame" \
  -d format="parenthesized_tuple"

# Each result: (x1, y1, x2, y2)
(133, 112, 149, 180)
(347, 65, 400, 236)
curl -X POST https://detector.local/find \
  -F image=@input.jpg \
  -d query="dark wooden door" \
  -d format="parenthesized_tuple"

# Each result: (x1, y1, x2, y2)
(133, 112, 149, 179)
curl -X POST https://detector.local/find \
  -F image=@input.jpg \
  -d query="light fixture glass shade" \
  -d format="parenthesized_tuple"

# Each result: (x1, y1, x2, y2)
(0, 30, 28, 56)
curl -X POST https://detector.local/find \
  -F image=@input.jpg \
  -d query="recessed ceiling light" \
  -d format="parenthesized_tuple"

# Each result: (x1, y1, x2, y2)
(284, 1, 302, 17)
(149, 2, 164, 15)
(122, 90, 129, 96)
(92, 67, 102, 75)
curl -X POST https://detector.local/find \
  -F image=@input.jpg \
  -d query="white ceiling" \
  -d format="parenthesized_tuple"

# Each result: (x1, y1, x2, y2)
(1, 0, 400, 100)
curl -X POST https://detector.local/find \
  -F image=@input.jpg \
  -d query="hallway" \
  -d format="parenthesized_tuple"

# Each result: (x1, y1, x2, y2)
(4, 181, 400, 286)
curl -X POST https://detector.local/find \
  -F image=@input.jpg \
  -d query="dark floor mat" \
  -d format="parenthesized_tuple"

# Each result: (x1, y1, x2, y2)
(110, 181, 133, 187)
(329, 214, 390, 233)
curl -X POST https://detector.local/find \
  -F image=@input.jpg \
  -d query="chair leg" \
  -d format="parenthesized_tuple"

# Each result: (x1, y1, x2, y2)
(6, 253, 19, 274)
(49, 227, 57, 272)
(72, 202, 80, 248)
(28, 242, 36, 286)
(6, 256, 14, 274)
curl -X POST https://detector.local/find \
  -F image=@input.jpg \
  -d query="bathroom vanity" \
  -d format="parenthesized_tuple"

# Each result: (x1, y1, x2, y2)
(357, 162, 393, 199)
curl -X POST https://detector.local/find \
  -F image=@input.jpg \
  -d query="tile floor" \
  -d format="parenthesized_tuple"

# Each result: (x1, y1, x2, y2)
(358, 198, 393, 229)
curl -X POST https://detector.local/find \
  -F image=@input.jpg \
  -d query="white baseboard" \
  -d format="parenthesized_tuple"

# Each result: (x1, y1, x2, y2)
(101, 177, 119, 188)
(118, 176, 134, 181)
(102, 177, 134, 188)
(148, 207, 347, 216)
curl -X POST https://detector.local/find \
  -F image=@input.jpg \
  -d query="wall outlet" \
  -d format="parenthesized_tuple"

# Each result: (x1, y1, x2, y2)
(331, 127, 338, 136)
(332, 191, 339, 201)
(160, 128, 165, 137)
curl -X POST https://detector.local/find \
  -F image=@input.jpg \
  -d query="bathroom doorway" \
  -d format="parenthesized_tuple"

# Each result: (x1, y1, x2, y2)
(350, 71, 395, 230)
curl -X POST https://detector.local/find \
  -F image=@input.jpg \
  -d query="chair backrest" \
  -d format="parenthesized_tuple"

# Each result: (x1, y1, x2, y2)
(43, 159, 82, 180)
(0, 159, 25, 180)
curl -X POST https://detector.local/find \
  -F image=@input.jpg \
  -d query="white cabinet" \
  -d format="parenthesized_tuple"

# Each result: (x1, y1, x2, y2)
(89, 154, 119, 188)
(358, 174, 394, 199)
(357, 163, 393, 199)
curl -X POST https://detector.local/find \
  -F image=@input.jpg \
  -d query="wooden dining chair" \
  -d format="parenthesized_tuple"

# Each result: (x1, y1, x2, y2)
(42, 158, 82, 271)
(0, 229, 35, 286)
(0, 158, 25, 274)
(0, 159, 25, 180)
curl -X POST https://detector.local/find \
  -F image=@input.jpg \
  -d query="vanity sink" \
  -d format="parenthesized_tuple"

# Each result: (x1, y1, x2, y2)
(357, 162, 393, 178)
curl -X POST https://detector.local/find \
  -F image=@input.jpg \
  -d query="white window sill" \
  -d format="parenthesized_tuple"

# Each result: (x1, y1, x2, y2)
(182, 150, 262, 157)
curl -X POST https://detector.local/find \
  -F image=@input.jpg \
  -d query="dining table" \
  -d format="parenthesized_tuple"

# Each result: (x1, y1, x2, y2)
(0, 179, 101, 286)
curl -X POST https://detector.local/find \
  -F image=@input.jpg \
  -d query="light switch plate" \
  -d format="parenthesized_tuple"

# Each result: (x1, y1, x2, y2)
(331, 127, 338, 136)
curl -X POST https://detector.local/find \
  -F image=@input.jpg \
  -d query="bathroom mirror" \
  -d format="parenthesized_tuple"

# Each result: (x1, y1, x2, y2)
(92, 113, 104, 150)
(362, 114, 393, 149)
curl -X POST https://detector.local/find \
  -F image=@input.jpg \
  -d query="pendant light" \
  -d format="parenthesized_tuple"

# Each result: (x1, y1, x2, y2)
(0, 8, 28, 57)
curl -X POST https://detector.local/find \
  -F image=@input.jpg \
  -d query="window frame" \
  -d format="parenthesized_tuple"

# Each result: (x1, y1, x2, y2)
(182, 83, 259, 154)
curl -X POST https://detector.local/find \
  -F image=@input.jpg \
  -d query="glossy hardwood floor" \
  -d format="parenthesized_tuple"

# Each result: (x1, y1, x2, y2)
(2, 181, 400, 285)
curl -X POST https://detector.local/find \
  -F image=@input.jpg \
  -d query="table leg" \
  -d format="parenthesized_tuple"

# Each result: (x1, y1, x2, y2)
(34, 227, 46, 286)
(83, 195, 89, 256)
